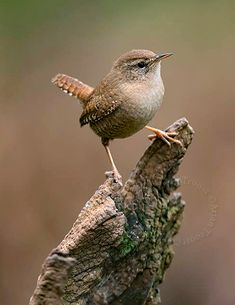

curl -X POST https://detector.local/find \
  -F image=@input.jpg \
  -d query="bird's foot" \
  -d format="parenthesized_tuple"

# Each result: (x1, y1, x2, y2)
(105, 169, 123, 186)
(145, 126, 182, 146)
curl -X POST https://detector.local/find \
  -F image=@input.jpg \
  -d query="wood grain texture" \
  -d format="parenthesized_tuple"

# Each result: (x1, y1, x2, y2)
(29, 118, 194, 305)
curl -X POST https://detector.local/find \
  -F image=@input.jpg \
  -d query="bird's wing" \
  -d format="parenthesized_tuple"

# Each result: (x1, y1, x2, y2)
(51, 74, 94, 104)
(79, 89, 122, 126)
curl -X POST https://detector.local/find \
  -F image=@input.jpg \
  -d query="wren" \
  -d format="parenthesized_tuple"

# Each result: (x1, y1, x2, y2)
(52, 49, 181, 177)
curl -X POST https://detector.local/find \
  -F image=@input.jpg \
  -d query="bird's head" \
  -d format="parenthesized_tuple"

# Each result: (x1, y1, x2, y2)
(112, 49, 173, 83)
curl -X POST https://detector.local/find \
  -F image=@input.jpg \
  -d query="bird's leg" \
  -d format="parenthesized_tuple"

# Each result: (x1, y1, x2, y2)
(104, 145, 119, 173)
(102, 138, 121, 180)
(145, 126, 182, 146)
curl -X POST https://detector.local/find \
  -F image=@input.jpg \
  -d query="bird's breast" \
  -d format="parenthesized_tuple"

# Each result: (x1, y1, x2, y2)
(120, 80, 165, 122)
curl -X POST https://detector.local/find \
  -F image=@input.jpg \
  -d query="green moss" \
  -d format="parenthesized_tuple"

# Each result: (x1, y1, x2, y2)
(119, 231, 138, 257)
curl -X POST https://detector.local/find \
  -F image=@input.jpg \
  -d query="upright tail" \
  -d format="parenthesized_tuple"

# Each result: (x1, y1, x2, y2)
(51, 74, 94, 105)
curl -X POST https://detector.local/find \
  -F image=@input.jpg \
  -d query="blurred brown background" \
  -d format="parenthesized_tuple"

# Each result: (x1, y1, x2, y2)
(0, 1, 234, 304)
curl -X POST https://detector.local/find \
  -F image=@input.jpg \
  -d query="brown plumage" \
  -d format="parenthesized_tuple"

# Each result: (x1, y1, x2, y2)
(80, 81, 122, 128)
(52, 49, 181, 177)
(51, 73, 93, 104)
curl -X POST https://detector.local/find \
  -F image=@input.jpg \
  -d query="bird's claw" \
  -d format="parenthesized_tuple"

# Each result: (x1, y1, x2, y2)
(105, 170, 123, 186)
(146, 126, 183, 147)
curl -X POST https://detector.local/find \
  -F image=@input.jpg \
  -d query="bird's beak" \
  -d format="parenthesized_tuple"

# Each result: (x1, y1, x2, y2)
(154, 53, 173, 62)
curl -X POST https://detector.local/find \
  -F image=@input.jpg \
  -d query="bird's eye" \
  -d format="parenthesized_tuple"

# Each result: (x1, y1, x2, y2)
(137, 61, 146, 68)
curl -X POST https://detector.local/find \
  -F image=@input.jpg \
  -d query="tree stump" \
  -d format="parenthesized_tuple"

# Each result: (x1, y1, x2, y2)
(29, 117, 194, 305)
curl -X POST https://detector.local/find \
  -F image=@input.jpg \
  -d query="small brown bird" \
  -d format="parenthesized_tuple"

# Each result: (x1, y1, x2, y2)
(52, 49, 181, 176)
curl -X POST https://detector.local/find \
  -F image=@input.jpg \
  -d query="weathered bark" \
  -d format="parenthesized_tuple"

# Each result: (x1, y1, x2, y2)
(29, 118, 194, 305)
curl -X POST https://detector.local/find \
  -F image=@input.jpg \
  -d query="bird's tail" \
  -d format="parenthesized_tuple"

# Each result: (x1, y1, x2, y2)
(51, 74, 94, 105)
